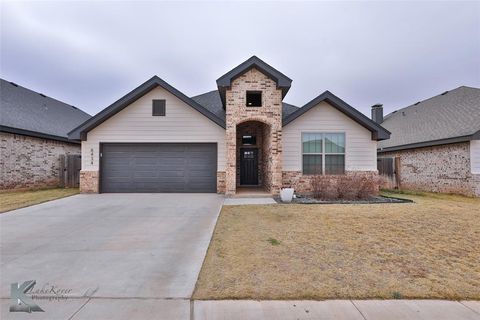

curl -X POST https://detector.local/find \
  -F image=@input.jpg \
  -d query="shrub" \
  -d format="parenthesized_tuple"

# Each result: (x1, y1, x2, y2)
(310, 174, 379, 200)
(311, 175, 338, 200)
(358, 176, 377, 199)
(337, 176, 358, 200)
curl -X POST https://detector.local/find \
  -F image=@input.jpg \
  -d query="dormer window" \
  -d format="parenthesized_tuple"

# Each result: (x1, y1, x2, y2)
(246, 91, 262, 107)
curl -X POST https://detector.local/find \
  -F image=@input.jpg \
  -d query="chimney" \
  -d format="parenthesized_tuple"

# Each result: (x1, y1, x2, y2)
(371, 104, 383, 123)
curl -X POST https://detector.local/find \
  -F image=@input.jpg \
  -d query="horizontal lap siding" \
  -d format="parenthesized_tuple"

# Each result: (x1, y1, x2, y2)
(82, 87, 226, 171)
(471, 140, 480, 174)
(282, 101, 377, 171)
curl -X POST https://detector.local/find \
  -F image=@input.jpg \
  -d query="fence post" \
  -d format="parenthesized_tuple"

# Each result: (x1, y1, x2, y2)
(394, 156, 401, 189)
(59, 155, 66, 188)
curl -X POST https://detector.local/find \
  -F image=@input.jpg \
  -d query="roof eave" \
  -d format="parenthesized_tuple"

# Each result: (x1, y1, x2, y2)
(282, 91, 391, 141)
(377, 135, 474, 153)
(1, 125, 79, 144)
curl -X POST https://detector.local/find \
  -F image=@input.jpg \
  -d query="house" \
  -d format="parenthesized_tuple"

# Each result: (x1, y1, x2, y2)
(68, 56, 390, 195)
(0, 79, 91, 190)
(376, 86, 480, 197)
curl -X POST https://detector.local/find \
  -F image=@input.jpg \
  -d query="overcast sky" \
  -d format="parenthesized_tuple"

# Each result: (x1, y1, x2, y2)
(1, 1, 479, 117)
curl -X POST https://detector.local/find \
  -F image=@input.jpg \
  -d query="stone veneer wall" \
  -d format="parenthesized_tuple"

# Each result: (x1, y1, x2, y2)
(79, 170, 99, 193)
(262, 123, 274, 192)
(217, 171, 226, 194)
(1, 132, 80, 190)
(381, 142, 480, 197)
(225, 68, 283, 196)
(283, 171, 380, 195)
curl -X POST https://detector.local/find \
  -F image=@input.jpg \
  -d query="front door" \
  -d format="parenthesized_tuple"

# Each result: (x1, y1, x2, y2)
(240, 148, 259, 185)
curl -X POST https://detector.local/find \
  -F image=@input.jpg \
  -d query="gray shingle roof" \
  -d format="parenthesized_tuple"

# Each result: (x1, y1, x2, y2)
(190, 90, 299, 122)
(378, 86, 480, 151)
(190, 90, 225, 120)
(1, 79, 91, 141)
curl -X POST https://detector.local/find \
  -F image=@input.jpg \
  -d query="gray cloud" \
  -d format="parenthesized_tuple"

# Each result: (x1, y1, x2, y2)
(1, 1, 479, 117)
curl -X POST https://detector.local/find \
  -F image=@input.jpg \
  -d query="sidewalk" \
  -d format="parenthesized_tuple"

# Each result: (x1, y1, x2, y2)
(193, 300, 480, 320)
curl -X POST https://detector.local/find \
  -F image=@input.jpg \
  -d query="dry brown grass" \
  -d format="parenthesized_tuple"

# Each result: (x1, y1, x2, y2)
(0, 188, 79, 213)
(194, 191, 480, 300)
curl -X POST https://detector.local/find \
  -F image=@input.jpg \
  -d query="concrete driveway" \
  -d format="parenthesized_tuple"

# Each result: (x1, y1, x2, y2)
(0, 193, 223, 320)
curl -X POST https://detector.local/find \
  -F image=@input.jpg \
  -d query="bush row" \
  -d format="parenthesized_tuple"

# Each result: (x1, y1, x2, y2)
(310, 175, 380, 200)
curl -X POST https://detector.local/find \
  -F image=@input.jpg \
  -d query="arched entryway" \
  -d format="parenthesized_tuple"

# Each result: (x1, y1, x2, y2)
(236, 120, 272, 193)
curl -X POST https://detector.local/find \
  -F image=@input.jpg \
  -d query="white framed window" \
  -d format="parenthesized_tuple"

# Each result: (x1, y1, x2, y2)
(302, 132, 345, 175)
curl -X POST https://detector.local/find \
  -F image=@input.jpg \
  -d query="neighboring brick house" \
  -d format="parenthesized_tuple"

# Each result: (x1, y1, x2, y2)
(376, 86, 480, 197)
(68, 56, 390, 195)
(0, 79, 91, 190)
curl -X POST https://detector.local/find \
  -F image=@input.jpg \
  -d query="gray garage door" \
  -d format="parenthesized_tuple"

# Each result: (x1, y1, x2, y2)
(100, 143, 217, 193)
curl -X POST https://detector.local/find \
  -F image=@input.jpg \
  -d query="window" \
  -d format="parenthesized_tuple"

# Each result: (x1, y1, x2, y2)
(246, 91, 262, 107)
(302, 132, 345, 175)
(152, 99, 166, 116)
(242, 135, 256, 145)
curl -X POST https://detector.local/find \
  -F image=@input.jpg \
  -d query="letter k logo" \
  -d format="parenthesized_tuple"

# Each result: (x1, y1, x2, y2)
(10, 280, 44, 312)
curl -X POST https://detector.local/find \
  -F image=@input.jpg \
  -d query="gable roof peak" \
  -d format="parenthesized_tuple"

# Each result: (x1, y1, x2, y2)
(283, 90, 391, 141)
(68, 75, 226, 140)
(216, 56, 292, 108)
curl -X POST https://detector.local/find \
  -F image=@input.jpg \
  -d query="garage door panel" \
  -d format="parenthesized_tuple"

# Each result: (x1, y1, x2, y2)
(100, 143, 217, 193)
(134, 158, 158, 165)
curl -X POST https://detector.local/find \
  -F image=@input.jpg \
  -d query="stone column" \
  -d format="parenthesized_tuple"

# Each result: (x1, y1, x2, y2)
(79, 171, 99, 193)
(225, 125, 237, 196)
(270, 128, 283, 195)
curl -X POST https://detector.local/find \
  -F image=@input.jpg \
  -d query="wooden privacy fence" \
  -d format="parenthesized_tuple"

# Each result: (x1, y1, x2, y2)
(377, 156, 401, 189)
(59, 155, 81, 188)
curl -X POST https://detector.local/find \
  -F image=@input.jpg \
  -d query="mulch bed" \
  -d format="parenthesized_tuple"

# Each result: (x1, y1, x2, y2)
(276, 195, 413, 204)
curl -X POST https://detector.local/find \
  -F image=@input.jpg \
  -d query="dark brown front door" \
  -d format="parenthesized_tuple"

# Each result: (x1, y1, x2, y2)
(240, 148, 259, 185)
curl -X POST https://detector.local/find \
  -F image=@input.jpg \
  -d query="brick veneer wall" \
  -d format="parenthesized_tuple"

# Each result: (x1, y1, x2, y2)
(79, 170, 99, 193)
(225, 68, 283, 196)
(0, 132, 80, 190)
(381, 142, 480, 197)
(217, 171, 226, 193)
(283, 170, 379, 195)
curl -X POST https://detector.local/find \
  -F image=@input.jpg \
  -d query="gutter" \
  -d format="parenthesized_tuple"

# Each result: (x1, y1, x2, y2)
(377, 135, 473, 153)
(0, 125, 80, 144)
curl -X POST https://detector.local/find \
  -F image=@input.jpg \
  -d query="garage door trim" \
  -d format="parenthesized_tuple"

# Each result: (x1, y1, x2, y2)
(99, 142, 217, 193)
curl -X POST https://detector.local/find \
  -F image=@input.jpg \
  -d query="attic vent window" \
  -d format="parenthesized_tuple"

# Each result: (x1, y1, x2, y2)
(246, 91, 262, 107)
(39, 93, 46, 97)
(152, 99, 166, 116)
